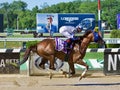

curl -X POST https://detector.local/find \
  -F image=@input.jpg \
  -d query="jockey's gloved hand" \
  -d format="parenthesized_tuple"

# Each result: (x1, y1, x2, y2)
(69, 36, 79, 43)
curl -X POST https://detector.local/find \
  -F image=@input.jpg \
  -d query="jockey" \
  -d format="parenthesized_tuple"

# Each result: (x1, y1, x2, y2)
(59, 25, 83, 53)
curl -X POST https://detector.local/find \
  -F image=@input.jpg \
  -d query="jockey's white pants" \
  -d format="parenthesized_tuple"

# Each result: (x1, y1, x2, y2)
(59, 26, 74, 38)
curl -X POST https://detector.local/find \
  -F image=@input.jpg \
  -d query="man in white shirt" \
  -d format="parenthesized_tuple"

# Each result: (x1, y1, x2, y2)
(59, 25, 83, 38)
(59, 25, 83, 58)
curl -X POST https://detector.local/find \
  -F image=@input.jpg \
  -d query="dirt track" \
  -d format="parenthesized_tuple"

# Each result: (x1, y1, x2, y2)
(0, 70, 120, 90)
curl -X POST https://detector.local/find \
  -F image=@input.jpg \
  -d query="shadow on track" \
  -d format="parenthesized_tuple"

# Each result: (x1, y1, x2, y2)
(44, 82, 120, 86)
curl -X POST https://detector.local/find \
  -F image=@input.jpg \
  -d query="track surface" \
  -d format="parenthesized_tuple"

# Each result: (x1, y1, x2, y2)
(0, 70, 120, 90)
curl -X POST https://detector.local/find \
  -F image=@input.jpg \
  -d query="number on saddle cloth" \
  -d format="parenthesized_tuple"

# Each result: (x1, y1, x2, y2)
(55, 37, 73, 54)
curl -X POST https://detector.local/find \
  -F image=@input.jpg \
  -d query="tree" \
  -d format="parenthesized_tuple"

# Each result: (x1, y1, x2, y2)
(0, 2, 10, 28)
(1, 0, 120, 30)
(101, 0, 120, 29)
(0, 1, 28, 29)
(10, 1, 27, 11)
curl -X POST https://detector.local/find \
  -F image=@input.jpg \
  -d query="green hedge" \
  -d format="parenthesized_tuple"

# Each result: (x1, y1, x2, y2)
(107, 44, 120, 48)
(109, 30, 120, 48)
(88, 44, 120, 48)
(110, 30, 120, 38)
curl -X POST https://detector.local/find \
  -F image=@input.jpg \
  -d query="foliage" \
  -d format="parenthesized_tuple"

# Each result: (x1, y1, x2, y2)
(0, 0, 120, 30)
(101, 0, 120, 29)
(110, 30, 120, 38)
(108, 30, 120, 48)
(107, 44, 120, 48)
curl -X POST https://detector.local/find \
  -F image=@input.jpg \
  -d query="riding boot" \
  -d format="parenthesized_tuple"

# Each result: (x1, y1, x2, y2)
(64, 38, 72, 61)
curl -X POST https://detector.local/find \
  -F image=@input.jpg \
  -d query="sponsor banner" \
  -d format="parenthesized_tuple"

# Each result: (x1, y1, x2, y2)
(36, 13, 95, 33)
(104, 52, 120, 75)
(0, 53, 20, 74)
(58, 13, 95, 31)
(75, 59, 103, 70)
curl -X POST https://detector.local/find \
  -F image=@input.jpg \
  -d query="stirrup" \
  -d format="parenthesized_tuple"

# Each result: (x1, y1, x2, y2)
(66, 47, 71, 50)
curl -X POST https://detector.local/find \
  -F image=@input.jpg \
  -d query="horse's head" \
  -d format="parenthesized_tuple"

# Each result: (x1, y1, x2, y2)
(92, 31, 107, 48)
(82, 30, 107, 48)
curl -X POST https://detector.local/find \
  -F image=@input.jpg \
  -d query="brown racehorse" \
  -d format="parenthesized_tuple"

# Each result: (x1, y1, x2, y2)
(19, 30, 106, 80)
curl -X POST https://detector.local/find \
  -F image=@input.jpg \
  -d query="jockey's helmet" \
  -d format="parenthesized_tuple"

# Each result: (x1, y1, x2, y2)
(94, 27, 99, 32)
(76, 25, 83, 31)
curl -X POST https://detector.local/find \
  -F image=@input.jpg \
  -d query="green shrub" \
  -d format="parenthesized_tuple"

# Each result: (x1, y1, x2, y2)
(109, 30, 120, 48)
(110, 30, 120, 38)
(107, 44, 120, 48)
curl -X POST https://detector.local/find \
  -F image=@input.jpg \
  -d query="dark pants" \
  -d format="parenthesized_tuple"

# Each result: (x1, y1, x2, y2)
(65, 37, 79, 61)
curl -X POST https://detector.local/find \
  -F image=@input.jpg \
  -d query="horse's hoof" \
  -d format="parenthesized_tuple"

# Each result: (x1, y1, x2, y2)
(79, 76, 83, 81)
(39, 65, 45, 69)
(66, 74, 70, 78)
(71, 72, 75, 75)
(50, 67, 56, 70)
(49, 72, 53, 79)
(65, 73, 72, 78)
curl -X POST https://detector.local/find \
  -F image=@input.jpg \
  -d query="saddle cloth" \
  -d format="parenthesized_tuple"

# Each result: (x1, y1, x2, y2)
(55, 37, 67, 53)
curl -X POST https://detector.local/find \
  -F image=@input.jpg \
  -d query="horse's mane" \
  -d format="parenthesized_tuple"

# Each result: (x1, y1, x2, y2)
(83, 30, 93, 38)
(78, 30, 93, 41)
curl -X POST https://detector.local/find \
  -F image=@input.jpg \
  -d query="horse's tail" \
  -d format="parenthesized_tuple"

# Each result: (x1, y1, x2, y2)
(18, 45, 36, 65)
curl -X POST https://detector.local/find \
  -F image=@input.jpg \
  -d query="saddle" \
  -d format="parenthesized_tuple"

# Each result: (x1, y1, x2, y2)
(55, 37, 82, 61)
(55, 37, 73, 54)
(55, 37, 81, 54)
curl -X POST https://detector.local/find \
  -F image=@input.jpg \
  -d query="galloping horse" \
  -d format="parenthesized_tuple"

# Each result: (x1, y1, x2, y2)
(19, 30, 106, 80)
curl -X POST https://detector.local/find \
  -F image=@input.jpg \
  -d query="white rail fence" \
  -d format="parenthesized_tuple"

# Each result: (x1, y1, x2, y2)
(0, 38, 120, 48)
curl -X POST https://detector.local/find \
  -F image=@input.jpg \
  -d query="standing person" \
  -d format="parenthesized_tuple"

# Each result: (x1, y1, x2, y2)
(59, 25, 83, 56)
(44, 16, 57, 37)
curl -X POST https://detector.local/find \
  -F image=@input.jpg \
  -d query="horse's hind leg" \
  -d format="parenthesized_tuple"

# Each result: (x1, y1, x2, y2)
(39, 57, 47, 69)
(76, 60, 88, 80)
(47, 55, 56, 79)
(49, 55, 56, 70)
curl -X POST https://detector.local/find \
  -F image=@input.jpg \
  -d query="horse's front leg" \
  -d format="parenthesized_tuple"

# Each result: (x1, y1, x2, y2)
(68, 59, 75, 75)
(76, 60, 89, 80)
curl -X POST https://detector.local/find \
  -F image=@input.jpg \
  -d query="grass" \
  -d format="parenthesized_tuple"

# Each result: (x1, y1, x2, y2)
(7, 33, 33, 38)
(0, 41, 23, 48)
(84, 52, 103, 60)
